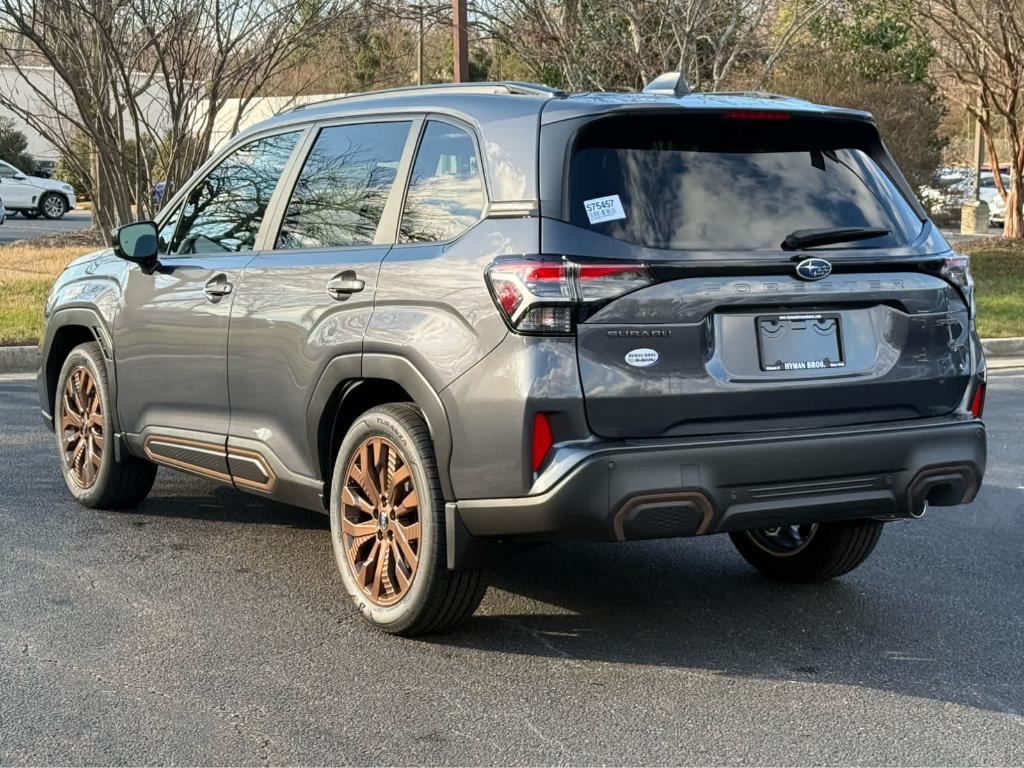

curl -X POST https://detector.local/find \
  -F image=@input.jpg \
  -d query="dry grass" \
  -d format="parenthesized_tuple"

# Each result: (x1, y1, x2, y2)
(0, 243, 100, 344)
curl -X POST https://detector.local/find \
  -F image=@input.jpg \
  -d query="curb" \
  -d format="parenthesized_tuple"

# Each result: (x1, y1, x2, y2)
(3, 337, 1024, 375)
(0, 345, 38, 374)
(981, 337, 1024, 357)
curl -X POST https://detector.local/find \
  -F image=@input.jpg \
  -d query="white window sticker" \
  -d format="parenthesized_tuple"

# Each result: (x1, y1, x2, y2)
(583, 194, 626, 225)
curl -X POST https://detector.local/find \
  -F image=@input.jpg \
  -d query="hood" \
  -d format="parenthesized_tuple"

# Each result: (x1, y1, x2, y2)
(27, 175, 75, 194)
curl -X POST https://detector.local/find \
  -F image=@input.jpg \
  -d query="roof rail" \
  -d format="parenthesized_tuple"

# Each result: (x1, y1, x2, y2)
(289, 81, 566, 112)
(643, 72, 693, 97)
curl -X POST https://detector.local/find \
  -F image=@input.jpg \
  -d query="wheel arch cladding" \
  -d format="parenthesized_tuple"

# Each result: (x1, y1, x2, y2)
(41, 312, 112, 428)
(309, 353, 456, 506)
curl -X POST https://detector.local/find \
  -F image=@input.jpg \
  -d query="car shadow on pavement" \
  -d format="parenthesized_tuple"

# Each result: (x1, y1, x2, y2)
(135, 478, 330, 530)
(130, 472, 1023, 720)
(435, 496, 1024, 719)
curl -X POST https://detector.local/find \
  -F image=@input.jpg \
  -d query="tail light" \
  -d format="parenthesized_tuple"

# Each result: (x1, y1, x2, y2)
(970, 381, 986, 419)
(486, 258, 654, 334)
(941, 253, 975, 315)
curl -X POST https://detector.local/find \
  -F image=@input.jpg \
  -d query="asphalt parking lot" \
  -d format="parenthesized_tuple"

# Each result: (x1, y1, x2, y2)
(1, 373, 1022, 766)
(0, 209, 92, 245)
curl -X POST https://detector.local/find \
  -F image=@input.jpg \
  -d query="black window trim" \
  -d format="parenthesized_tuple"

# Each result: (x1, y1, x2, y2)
(391, 113, 491, 248)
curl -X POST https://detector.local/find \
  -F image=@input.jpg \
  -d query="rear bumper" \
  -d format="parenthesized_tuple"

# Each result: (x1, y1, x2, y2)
(450, 419, 985, 551)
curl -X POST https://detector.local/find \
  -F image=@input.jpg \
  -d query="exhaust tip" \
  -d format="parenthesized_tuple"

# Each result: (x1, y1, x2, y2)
(910, 501, 928, 519)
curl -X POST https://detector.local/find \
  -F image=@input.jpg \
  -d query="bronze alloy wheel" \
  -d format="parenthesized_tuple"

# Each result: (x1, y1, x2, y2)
(341, 436, 421, 606)
(60, 365, 104, 489)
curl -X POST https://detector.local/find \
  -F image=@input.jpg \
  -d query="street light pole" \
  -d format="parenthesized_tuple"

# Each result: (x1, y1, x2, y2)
(452, 0, 468, 83)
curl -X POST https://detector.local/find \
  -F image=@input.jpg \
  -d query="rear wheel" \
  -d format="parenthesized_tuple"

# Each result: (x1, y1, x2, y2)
(329, 403, 488, 635)
(55, 342, 157, 508)
(729, 519, 883, 582)
(22, 208, 40, 219)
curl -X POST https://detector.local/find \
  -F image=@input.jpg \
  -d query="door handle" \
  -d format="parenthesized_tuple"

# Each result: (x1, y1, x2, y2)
(326, 271, 365, 301)
(204, 274, 233, 301)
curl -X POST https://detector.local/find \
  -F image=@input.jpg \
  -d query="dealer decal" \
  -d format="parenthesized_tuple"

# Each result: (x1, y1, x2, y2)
(624, 348, 659, 367)
(583, 194, 626, 225)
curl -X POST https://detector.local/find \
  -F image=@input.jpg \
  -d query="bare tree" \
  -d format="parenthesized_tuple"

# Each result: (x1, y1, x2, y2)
(0, 0, 351, 240)
(472, 0, 828, 92)
(916, 0, 1024, 238)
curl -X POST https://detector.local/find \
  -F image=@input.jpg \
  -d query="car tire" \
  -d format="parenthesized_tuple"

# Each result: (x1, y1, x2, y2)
(22, 208, 40, 219)
(329, 403, 488, 636)
(7, 210, 17, 218)
(55, 342, 157, 509)
(40, 192, 67, 219)
(729, 519, 884, 583)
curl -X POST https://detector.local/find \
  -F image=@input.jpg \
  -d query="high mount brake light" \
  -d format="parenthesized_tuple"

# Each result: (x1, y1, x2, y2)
(486, 259, 654, 334)
(723, 110, 791, 121)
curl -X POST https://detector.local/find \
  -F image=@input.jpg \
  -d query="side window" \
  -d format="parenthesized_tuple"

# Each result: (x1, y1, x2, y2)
(399, 121, 485, 243)
(168, 131, 300, 255)
(277, 121, 410, 249)
(0, 162, 16, 178)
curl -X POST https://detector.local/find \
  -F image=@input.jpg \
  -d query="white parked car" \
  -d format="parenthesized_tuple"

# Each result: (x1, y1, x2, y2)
(0, 160, 76, 219)
(980, 171, 1011, 227)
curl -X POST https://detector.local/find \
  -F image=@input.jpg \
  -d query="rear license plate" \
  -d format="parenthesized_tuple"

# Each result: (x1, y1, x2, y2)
(757, 313, 845, 372)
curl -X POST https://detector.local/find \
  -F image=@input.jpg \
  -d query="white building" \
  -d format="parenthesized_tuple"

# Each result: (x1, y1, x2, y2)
(0, 64, 173, 162)
(209, 94, 346, 149)
(0, 63, 344, 163)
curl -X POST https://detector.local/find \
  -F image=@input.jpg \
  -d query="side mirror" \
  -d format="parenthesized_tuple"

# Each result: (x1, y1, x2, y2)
(113, 221, 159, 264)
(13, 171, 25, 180)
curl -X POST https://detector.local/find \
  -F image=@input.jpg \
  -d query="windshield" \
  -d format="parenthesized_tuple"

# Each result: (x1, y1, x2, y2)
(567, 114, 923, 251)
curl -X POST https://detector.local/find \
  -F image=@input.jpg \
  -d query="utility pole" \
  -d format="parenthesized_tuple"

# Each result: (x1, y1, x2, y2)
(452, 0, 468, 83)
(972, 102, 985, 202)
(962, 93, 990, 235)
(416, 3, 425, 85)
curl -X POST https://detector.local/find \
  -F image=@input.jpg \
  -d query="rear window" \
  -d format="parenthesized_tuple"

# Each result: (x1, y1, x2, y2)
(567, 114, 923, 251)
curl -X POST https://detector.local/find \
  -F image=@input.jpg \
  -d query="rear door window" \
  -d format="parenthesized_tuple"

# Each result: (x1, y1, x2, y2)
(568, 114, 922, 251)
(399, 121, 485, 243)
(277, 121, 411, 249)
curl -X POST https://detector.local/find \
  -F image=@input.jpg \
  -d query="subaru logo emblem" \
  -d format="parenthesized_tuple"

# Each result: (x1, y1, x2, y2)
(795, 258, 832, 281)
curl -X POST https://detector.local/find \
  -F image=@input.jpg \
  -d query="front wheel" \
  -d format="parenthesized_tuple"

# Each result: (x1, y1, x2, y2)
(55, 342, 157, 508)
(729, 519, 884, 582)
(329, 403, 488, 635)
(40, 192, 68, 219)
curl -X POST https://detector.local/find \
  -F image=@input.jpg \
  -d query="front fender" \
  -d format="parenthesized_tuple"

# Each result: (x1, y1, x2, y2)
(39, 306, 117, 429)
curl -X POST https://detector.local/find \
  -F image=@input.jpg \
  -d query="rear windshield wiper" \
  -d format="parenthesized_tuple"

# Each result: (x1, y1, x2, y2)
(781, 227, 890, 251)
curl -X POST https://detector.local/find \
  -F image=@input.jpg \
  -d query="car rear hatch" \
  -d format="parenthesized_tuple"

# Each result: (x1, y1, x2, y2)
(541, 109, 973, 438)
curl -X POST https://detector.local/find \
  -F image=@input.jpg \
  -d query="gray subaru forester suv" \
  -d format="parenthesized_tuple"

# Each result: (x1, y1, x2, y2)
(39, 80, 987, 635)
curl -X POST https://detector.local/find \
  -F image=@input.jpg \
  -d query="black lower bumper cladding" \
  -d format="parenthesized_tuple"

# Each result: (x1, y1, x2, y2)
(449, 419, 985, 561)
